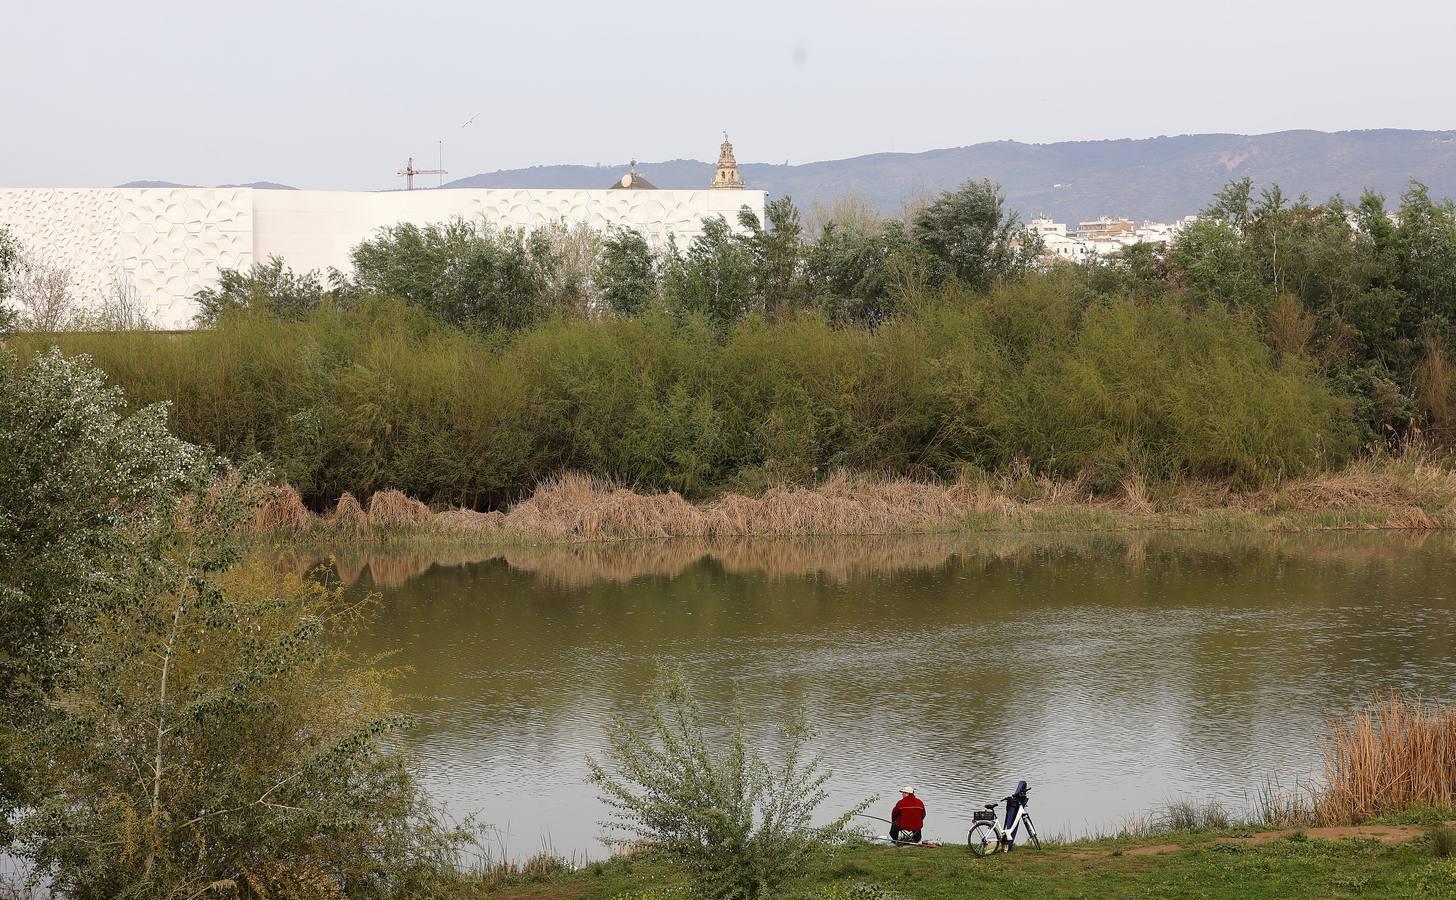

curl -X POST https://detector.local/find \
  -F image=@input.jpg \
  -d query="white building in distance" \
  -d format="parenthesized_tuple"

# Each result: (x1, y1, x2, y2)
(0, 139, 765, 329)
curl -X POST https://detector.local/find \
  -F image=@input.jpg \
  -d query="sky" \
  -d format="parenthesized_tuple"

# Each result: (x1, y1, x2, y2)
(2, 0, 1453, 190)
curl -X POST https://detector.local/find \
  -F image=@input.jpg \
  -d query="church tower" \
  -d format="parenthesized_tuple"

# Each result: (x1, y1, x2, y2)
(711, 132, 745, 190)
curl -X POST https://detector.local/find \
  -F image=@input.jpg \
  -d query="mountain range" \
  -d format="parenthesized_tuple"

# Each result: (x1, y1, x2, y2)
(115, 130, 1456, 225)
(443, 129, 1456, 224)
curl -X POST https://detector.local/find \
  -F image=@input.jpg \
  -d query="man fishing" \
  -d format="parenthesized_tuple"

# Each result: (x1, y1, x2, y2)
(890, 785, 926, 844)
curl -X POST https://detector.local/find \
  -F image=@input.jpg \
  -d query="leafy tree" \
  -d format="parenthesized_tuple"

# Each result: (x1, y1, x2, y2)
(1166, 217, 1271, 309)
(1207, 176, 1255, 229)
(804, 218, 913, 326)
(350, 218, 559, 332)
(595, 226, 658, 316)
(0, 226, 18, 334)
(738, 197, 806, 320)
(663, 217, 757, 330)
(192, 255, 338, 327)
(1391, 182, 1456, 324)
(588, 674, 869, 900)
(910, 179, 1028, 290)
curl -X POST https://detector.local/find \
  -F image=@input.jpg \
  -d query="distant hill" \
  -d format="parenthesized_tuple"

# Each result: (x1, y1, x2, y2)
(115, 180, 296, 190)
(444, 129, 1456, 224)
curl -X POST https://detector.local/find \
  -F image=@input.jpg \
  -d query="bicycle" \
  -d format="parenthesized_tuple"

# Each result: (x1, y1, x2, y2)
(966, 781, 1041, 856)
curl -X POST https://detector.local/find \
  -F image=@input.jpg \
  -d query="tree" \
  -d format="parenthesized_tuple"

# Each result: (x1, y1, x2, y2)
(663, 217, 757, 330)
(1166, 217, 1270, 309)
(9, 253, 76, 332)
(349, 219, 559, 332)
(192, 255, 337, 326)
(738, 197, 806, 320)
(804, 218, 914, 326)
(910, 179, 1027, 291)
(595, 226, 659, 316)
(1207, 176, 1255, 229)
(0, 226, 18, 334)
(1391, 182, 1456, 324)
(0, 349, 206, 844)
(588, 674, 869, 900)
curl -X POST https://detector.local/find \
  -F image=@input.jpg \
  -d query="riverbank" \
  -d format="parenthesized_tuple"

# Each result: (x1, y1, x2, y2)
(251, 454, 1456, 546)
(459, 816, 1456, 899)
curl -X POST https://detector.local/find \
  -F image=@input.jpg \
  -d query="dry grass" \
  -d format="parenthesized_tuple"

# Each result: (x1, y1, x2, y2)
(1266, 694, 1456, 826)
(249, 484, 312, 532)
(327, 491, 369, 534)
(367, 489, 432, 529)
(244, 453, 1456, 543)
(505, 474, 709, 541)
(434, 507, 507, 533)
(1316, 694, 1456, 825)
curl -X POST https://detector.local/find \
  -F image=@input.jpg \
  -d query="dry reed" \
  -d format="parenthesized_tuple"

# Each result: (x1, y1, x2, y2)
(1311, 693, 1456, 825)
(367, 489, 432, 528)
(327, 491, 368, 533)
(243, 452, 1456, 541)
(249, 484, 312, 532)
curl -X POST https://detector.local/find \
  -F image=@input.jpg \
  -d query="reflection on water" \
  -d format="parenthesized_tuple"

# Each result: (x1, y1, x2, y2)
(287, 532, 1456, 857)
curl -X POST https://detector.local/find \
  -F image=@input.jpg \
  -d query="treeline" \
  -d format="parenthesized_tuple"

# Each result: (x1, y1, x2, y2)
(23, 279, 1348, 509)
(10, 177, 1456, 508)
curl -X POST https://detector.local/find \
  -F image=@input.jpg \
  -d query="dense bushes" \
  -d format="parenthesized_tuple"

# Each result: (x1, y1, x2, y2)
(0, 350, 474, 895)
(16, 174, 1456, 506)
(19, 278, 1355, 508)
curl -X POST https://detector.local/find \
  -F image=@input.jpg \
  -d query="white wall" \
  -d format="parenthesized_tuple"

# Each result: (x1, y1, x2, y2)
(0, 187, 766, 328)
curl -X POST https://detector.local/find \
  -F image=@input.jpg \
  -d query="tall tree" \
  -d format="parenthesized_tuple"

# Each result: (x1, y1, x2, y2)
(911, 179, 1027, 291)
(595, 226, 659, 316)
(662, 217, 757, 330)
(738, 197, 806, 320)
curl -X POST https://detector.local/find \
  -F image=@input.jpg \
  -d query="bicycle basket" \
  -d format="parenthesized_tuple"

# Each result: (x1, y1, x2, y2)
(972, 809, 995, 823)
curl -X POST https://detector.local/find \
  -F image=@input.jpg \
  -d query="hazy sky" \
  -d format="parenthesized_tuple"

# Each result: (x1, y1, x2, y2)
(3, 0, 1452, 190)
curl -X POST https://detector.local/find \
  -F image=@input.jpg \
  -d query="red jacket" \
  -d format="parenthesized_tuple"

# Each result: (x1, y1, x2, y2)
(891, 795, 925, 830)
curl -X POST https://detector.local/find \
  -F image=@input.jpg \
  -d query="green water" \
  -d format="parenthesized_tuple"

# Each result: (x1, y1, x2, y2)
(323, 532, 1456, 856)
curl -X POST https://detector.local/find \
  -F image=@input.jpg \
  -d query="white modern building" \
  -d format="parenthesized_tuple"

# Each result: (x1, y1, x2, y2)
(0, 137, 765, 329)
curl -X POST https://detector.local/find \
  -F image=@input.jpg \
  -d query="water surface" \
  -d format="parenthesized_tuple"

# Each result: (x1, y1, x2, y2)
(318, 532, 1456, 856)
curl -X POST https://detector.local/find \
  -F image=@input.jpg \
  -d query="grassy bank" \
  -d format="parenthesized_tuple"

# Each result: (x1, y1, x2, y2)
(250, 452, 1456, 547)
(452, 819, 1456, 899)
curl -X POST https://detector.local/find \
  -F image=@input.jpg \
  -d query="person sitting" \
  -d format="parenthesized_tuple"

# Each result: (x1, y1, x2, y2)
(890, 785, 925, 844)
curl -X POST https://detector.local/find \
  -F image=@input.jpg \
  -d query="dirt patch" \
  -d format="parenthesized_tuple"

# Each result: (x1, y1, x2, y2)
(1240, 824, 1431, 845)
(1121, 843, 1181, 857)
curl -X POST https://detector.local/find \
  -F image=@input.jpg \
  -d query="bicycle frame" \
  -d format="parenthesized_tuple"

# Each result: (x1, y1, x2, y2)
(1001, 801, 1030, 846)
(970, 799, 1037, 853)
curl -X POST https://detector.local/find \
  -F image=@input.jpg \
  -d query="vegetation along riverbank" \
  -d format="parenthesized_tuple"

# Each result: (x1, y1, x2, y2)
(8, 178, 1456, 532)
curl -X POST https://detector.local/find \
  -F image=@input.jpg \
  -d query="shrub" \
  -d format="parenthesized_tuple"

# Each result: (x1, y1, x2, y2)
(588, 674, 870, 900)
(0, 351, 476, 895)
(12, 284, 1358, 506)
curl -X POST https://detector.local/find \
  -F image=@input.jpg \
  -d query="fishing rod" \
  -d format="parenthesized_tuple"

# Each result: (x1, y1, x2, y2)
(856, 814, 894, 826)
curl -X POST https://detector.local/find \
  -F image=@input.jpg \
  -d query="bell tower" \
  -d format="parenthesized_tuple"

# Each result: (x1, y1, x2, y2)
(710, 132, 745, 190)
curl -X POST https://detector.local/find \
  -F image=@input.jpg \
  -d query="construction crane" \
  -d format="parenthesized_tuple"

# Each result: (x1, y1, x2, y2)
(395, 156, 447, 191)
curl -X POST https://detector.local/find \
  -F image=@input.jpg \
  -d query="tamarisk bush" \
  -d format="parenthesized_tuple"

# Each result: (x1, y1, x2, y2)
(588, 674, 870, 900)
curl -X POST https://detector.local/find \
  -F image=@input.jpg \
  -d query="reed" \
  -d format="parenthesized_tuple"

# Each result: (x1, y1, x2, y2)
(245, 448, 1456, 544)
(1312, 694, 1456, 825)
(367, 489, 432, 529)
(249, 484, 311, 532)
(326, 491, 368, 533)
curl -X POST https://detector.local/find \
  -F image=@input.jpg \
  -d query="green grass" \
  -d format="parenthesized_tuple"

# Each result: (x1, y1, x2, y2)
(459, 830, 1456, 899)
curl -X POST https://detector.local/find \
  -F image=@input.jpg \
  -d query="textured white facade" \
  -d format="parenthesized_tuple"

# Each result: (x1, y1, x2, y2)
(0, 187, 766, 328)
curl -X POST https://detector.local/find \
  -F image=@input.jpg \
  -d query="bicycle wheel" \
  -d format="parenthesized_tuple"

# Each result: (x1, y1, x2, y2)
(967, 823, 998, 857)
(1021, 815, 1042, 850)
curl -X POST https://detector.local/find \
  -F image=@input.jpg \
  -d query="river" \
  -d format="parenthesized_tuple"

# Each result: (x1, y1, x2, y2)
(307, 532, 1456, 858)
